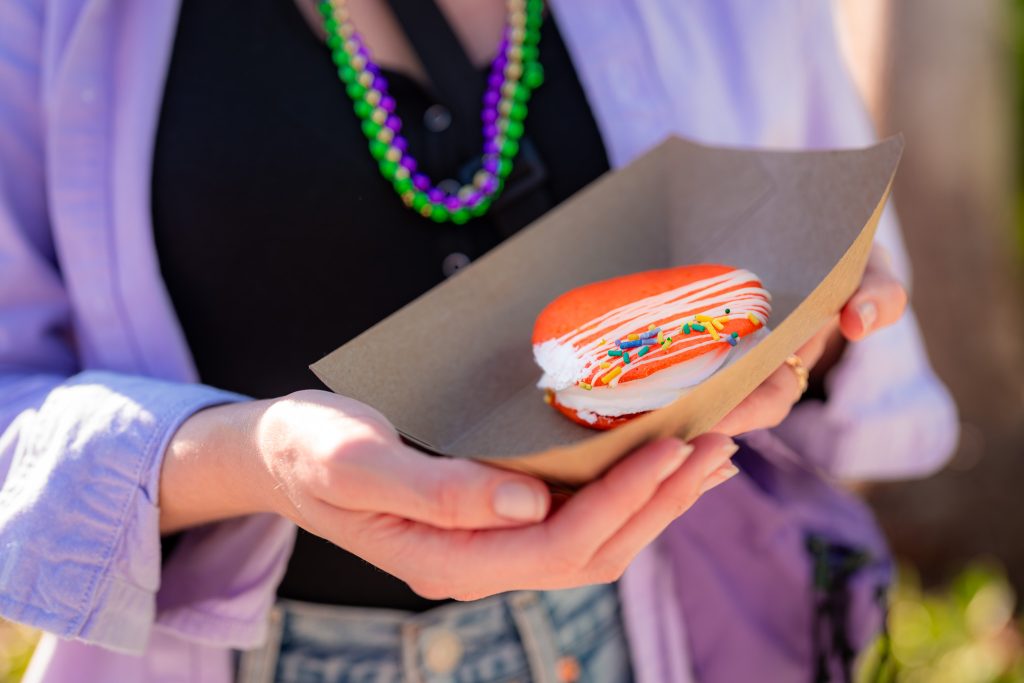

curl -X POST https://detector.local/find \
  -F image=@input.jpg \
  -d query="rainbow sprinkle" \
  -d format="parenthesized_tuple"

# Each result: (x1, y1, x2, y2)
(541, 288, 768, 410)
(567, 298, 762, 397)
(600, 367, 622, 384)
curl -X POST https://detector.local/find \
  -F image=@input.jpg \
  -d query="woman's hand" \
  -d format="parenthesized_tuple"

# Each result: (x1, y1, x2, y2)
(162, 389, 739, 600)
(713, 245, 908, 436)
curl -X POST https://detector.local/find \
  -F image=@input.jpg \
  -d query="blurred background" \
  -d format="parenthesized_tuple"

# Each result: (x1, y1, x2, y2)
(2, 0, 1023, 681)
(838, 0, 1024, 679)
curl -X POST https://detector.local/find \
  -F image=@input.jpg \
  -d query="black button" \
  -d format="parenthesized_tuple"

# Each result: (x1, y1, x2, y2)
(442, 252, 471, 277)
(423, 104, 452, 133)
(437, 178, 462, 195)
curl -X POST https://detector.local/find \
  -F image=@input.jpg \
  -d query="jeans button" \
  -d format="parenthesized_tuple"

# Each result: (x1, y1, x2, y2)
(424, 104, 452, 132)
(557, 655, 581, 682)
(422, 628, 463, 674)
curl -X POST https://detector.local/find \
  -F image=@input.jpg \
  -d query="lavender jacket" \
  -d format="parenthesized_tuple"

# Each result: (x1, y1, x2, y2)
(0, 0, 958, 681)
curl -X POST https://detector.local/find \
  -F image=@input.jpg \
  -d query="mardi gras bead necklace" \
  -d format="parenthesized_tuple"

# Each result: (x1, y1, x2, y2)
(318, 0, 545, 224)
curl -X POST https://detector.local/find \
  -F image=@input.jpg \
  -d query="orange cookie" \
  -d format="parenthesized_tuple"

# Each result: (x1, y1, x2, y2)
(533, 265, 771, 430)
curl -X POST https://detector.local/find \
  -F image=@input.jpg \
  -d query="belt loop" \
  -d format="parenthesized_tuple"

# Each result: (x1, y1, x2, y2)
(508, 592, 559, 683)
(401, 621, 425, 683)
(236, 604, 285, 683)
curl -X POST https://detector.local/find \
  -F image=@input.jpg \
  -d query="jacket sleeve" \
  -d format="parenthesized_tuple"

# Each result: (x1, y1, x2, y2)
(770, 1, 959, 481)
(0, 0, 291, 654)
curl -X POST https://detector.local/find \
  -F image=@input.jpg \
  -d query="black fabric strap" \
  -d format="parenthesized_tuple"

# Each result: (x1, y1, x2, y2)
(385, 0, 481, 158)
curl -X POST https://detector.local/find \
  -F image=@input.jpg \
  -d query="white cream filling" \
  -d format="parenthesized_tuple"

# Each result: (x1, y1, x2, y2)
(533, 338, 587, 388)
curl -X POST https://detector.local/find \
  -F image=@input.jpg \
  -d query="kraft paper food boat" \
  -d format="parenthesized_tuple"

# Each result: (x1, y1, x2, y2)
(311, 135, 904, 487)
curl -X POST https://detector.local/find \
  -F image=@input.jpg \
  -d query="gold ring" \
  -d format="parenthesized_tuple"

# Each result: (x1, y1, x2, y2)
(785, 355, 810, 395)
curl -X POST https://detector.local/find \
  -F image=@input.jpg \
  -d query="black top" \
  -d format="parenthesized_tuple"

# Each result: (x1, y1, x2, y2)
(152, 0, 609, 611)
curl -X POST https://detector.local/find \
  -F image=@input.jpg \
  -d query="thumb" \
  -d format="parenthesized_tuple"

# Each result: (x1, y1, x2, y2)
(344, 445, 552, 530)
(840, 246, 908, 341)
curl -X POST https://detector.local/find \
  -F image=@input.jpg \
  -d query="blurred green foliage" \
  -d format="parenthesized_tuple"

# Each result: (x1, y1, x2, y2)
(859, 563, 1024, 683)
(0, 621, 37, 683)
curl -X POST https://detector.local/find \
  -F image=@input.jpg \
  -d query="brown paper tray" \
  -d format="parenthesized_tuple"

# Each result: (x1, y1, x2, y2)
(311, 135, 903, 486)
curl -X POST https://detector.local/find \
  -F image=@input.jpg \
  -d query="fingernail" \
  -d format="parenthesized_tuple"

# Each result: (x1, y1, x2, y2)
(704, 441, 739, 477)
(857, 300, 877, 332)
(698, 463, 740, 495)
(658, 443, 694, 483)
(493, 482, 546, 522)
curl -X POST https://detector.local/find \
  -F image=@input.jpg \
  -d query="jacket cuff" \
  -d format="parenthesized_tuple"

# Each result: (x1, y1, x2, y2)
(0, 370, 244, 653)
(154, 514, 296, 649)
(774, 311, 959, 481)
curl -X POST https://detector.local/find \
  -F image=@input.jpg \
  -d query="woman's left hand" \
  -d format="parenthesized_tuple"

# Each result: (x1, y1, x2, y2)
(713, 245, 908, 436)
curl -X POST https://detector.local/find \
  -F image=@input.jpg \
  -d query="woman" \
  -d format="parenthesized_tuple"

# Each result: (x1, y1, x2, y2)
(0, 0, 957, 681)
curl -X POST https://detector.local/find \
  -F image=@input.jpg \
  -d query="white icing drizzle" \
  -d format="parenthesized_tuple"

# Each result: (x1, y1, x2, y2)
(534, 267, 771, 418)
(551, 326, 769, 417)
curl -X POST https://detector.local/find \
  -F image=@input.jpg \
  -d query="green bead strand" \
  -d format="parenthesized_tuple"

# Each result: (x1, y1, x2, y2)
(500, 138, 519, 158)
(504, 119, 525, 140)
(368, 139, 388, 160)
(523, 63, 544, 89)
(508, 101, 528, 121)
(430, 206, 450, 223)
(469, 198, 492, 217)
(411, 192, 429, 212)
(353, 99, 372, 119)
(393, 177, 414, 194)
(361, 119, 381, 139)
(337, 65, 356, 82)
(322, 0, 545, 224)
(346, 81, 366, 99)
(378, 160, 399, 180)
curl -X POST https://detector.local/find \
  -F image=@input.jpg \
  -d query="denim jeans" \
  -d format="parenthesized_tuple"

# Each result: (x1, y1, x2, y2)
(236, 584, 634, 683)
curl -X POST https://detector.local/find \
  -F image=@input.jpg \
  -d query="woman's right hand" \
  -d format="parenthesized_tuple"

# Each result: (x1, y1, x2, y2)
(162, 389, 739, 601)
